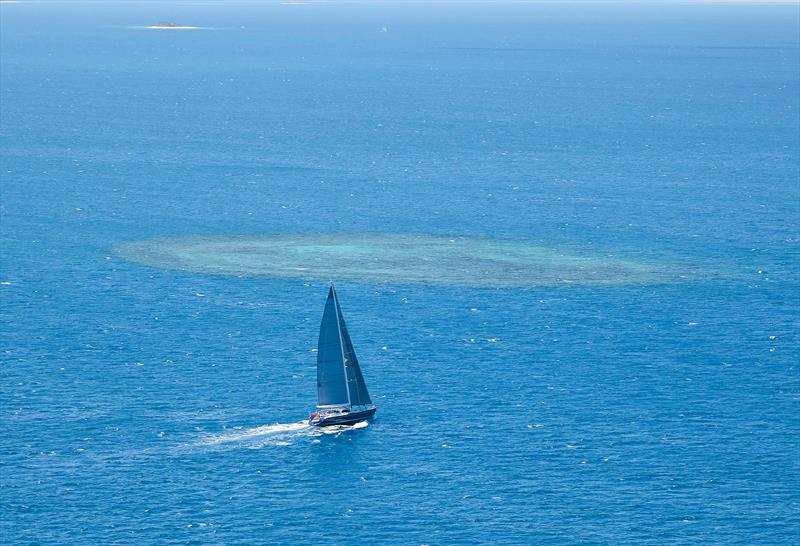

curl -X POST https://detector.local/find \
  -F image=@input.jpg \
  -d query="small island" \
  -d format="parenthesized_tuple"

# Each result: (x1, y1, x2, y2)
(146, 22, 200, 30)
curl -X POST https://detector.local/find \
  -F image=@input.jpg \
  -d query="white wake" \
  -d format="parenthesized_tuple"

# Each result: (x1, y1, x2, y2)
(198, 421, 310, 445)
(194, 420, 369, 450)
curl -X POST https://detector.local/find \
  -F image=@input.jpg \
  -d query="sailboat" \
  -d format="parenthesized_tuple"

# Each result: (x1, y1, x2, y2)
(308, 285, 377, 427)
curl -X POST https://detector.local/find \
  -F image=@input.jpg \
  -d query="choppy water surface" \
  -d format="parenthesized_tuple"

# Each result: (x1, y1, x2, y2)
(117, 233, 685, 286)
(1, 1, 799, 545)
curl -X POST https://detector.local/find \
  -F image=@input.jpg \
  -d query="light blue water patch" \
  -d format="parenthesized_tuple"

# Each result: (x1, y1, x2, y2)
(115, 233, 689, 287)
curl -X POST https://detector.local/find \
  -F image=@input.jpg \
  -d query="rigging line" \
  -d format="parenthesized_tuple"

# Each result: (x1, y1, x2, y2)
(331, 285, 351, 407)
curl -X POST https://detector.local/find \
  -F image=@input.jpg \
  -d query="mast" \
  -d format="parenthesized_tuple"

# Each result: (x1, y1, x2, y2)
(331, 284, 352, 408)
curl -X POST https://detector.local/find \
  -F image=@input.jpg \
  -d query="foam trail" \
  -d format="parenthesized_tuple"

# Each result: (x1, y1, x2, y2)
(313, 421, 369, 435)
(199, 421, 310, 445)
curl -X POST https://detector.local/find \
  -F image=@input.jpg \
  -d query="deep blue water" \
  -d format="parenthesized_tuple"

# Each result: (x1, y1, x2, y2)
(1, 1, 799, 544)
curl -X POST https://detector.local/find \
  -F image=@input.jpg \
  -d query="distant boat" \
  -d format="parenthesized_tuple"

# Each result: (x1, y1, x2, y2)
(308, 285, 376, 427)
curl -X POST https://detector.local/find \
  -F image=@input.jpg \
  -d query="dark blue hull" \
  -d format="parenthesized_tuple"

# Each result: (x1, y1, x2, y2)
(309, 407, 376, 427)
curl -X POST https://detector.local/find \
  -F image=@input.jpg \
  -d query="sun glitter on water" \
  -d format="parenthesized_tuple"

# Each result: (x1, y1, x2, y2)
(114, 233, 684, 287)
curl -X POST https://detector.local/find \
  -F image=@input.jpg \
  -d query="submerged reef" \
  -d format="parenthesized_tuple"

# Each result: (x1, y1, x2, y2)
(115, 233, 685, 288)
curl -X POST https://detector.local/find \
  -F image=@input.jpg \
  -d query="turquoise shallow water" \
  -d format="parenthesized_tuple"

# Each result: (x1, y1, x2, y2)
(1, 1, 799, 544)
(115, 233, 688, 287)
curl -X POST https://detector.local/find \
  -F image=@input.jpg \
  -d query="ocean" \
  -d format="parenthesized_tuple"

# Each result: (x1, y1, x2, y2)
(1, 1, 798, 543)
